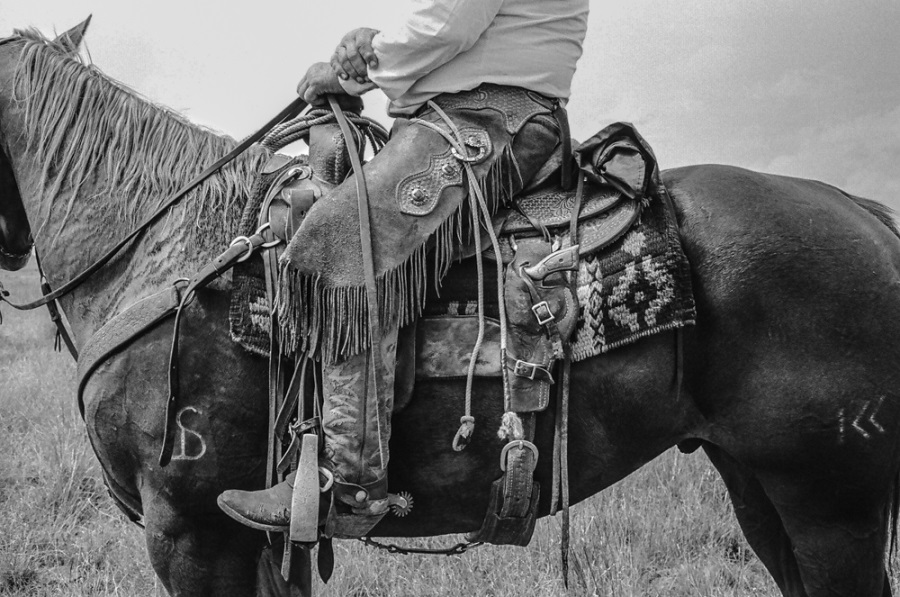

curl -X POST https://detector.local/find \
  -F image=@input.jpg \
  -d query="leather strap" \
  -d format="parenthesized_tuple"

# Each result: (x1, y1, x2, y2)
(506, 354, 554, 383)
(570, 175, 586, 246)
(259, 187, 287, 489)
(554, 356, 572, 587)
(34, 251, 78, 360)
(327, 96, 388, 473)
(76, 284, 182, 418)
(555, 177, 581, 585)
(498, 421, 538, 519)
(552, 103, 573, 191)
(0, 97, 308, 313)
(274, 357, 309, 444)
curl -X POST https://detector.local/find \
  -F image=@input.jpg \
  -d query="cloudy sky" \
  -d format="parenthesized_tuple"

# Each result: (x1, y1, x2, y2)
(2, 1, 899, 209)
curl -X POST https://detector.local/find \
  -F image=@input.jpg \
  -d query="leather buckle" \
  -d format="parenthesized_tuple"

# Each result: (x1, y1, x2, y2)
(514, 360, 538, 380)
(511, 359, 554, 384)
(531, 301, 555, 326)
(289, 416, 320, 437)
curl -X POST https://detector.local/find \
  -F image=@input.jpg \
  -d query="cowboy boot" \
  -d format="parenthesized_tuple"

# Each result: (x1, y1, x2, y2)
(322, 323, 397, 537)
(218, 466, 336, 532)
(216, 325, 397, 537)
(217, 471, 295, 532)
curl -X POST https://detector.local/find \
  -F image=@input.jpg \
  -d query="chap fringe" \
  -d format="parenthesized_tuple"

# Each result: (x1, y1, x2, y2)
(274, 144, 515, 364)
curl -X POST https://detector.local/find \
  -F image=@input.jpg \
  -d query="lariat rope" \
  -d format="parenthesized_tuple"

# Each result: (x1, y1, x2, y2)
(260, 108, 389, 154)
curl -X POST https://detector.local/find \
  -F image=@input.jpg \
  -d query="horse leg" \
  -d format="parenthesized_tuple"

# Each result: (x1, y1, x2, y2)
(759, 475, 893, 597)
(142, 489, 274, 597)
(703, 443, 807, 596)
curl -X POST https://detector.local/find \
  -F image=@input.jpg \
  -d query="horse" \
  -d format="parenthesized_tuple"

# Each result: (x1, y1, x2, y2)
(2, 20, 900, 597)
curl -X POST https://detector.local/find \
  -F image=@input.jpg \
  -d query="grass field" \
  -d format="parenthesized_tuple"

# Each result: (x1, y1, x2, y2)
(0, 260, 890, 596)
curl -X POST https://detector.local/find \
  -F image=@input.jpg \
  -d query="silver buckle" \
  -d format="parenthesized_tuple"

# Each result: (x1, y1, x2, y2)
(531, 301, 555, 326)
(514, 360, 538, 380)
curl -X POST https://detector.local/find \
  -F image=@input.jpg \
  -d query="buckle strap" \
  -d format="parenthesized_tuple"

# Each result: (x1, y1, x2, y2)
(500, 439, 539, 472)
(517, 263, 566, 357)
(507, 354, 554, 383)
(333, 476, 389, 506)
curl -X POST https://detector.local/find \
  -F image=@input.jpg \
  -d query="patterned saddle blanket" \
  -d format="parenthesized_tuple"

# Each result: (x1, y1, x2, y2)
(419, 181, 695, 370)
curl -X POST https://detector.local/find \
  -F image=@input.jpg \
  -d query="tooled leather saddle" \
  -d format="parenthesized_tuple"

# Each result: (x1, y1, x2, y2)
(254, 117, 658, 553)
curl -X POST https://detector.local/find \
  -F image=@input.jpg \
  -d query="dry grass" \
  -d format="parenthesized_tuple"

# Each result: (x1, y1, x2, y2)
(0, 260, 893, 596)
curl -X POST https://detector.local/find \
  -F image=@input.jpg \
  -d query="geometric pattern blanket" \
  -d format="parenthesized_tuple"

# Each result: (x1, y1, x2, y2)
(420, 185, 697, 361)
(572, 185, 695, 358)
(230, 183, 696, 363)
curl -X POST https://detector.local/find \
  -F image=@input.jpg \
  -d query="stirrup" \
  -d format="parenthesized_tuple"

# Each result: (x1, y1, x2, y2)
(289, 434, 321, 543)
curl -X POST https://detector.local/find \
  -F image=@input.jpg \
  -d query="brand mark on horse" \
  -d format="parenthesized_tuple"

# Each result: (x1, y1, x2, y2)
(838, 396, 886, 444)
(172, 406, 207, 461)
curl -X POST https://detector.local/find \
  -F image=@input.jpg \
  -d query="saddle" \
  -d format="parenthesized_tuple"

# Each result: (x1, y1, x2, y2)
(261, 148, 643, 398)
(495, 177, 640, 261)
(250, 114, 660, 573)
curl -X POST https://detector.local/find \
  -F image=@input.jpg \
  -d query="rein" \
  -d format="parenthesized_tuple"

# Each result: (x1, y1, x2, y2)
(0, 96, 309, 316)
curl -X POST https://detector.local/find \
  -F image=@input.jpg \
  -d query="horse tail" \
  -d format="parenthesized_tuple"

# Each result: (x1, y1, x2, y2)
(843, 192, 900, 240)
(851, 192, 900, 569)
(837, 193, 900, 565)
(887, 475, 900, 576)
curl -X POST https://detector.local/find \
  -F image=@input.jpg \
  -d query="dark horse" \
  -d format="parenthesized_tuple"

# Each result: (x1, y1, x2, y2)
(2, 22, 900, 597)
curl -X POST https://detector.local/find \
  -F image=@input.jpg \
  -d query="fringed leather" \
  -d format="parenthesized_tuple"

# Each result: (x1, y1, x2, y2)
(276, 144, 516, 364)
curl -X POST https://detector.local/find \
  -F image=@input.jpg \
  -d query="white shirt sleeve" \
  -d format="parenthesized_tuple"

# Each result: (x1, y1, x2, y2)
(368, 0, 504, 101)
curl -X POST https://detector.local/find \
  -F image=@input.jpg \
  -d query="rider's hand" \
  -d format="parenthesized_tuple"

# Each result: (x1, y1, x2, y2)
(331, 27, 379, 85)
(296, 62, 345, 105)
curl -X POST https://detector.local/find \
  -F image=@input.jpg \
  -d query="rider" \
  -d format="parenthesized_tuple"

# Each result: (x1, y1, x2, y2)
(218, 0, 589, 538)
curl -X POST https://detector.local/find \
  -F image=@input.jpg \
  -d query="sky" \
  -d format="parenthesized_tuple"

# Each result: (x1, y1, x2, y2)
(2, 1, 899, 210)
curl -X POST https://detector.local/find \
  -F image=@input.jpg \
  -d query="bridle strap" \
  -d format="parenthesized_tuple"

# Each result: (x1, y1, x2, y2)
(0, 96, 309, 312)
(35, 251, 79, 359)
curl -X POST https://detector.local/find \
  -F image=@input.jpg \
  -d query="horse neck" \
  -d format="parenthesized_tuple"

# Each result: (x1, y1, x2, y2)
(0, 39, 263, 344)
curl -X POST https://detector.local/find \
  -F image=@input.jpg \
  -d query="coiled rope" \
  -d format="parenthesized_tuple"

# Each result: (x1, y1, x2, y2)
(259, 108, 390, 154)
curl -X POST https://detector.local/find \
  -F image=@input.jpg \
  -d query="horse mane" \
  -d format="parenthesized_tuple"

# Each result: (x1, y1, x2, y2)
(8, 28, 268, 243)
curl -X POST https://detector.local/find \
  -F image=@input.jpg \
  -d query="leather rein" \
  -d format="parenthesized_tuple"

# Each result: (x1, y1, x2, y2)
(0, 96, 309, 321)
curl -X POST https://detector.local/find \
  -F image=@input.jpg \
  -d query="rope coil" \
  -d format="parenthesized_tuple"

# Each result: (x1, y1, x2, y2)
(260, 108, 389, 154)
